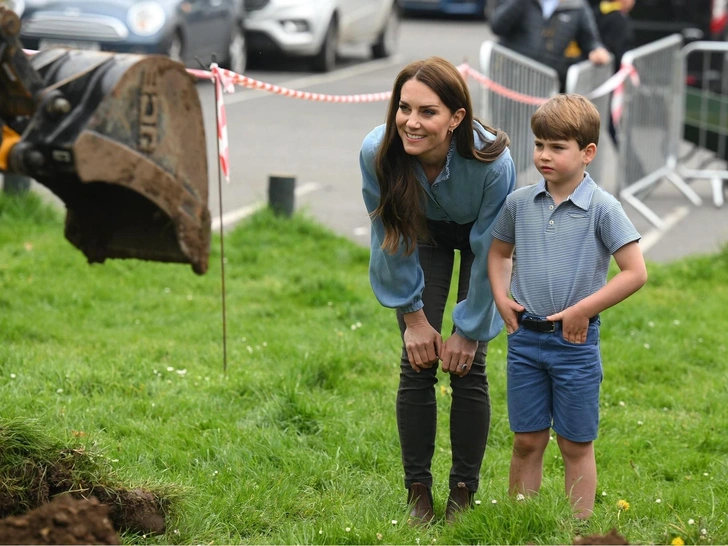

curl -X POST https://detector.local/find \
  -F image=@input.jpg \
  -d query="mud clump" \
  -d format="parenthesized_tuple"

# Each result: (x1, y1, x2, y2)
(0, 494, 120, 545)
(574, 528, 629, 545)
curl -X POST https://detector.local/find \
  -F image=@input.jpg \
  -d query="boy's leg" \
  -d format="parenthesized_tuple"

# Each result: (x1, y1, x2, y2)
(557, 436, 596, 519)
(547, 321, 602, 518)
(507, 323, 553, 497)
(510, 429, 550, 496)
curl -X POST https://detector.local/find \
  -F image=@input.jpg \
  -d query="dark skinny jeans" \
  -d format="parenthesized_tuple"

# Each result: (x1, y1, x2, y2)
(396, 220, 490, 493)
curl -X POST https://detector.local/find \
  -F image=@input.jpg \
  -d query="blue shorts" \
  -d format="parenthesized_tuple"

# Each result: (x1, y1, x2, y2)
(506, 317, 603, 442)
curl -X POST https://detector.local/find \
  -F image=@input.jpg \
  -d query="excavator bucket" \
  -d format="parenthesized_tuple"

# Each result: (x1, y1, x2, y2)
(0, 7, 210, 274)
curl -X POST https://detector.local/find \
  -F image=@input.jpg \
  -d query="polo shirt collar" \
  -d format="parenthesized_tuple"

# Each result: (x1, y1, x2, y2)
(533, 174, 598, 211)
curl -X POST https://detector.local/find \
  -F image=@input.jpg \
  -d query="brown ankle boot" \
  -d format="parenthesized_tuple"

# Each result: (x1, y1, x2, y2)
(445, 482, 474, 523)
(407, 483, 434, 526)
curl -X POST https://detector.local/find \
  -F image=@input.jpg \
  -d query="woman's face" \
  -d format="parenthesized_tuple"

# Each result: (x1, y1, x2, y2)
(395, 78, 464, 165)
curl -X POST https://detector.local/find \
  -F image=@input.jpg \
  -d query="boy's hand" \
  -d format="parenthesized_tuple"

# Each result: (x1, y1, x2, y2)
(589, 47, 611, 65)
(440, 333, 478, 377)
(495, 298, 525, 334)
(546, 308, 590, 344)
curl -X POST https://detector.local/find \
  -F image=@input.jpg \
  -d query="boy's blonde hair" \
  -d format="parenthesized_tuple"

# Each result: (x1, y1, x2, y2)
(531, 94, 600, 150)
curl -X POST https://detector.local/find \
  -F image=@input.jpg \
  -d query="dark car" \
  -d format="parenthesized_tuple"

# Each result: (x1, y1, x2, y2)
(401, 0, 487, 19)
(629, 0, 726, 46)
(17, 0, 247, 73)
(628, 0, 726, 88)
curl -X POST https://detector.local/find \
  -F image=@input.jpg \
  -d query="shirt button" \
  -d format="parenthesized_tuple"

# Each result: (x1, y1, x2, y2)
(549, 220, 555, 225)
(549, 205, 554, 210)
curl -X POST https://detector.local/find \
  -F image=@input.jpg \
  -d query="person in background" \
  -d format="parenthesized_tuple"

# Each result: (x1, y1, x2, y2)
(490, 0, 611, 91)
(589, 0, 635, 68)
(589, 0, 636, 145)
(360, 57, 515, 525)
(488, 94, 647, 518)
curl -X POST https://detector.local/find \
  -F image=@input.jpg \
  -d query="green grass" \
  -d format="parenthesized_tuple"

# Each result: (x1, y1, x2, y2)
(1, 192, 727, 544)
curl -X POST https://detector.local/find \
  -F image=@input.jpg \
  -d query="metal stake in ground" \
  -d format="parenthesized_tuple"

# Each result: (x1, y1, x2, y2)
(211, 55, 229, 374)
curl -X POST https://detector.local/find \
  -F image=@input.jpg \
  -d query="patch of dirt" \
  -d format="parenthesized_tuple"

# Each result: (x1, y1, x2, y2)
(93, 488, 166, 536)
(0, 494, 120, 544)
(0, 449, 166, 536)
(574, 528, 629, 545)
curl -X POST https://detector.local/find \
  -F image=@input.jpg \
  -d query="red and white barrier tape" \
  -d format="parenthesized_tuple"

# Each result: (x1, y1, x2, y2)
(460, 64, 549, 106)
(191, 61, 640, 180)
(209, 64, 233, 183)
(22, 49, 640, 180)
(188, 66, 393, 103)
(604, 63, 640, 127)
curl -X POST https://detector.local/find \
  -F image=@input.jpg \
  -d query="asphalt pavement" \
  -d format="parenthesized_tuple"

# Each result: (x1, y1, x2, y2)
(3, 14, 727, 265)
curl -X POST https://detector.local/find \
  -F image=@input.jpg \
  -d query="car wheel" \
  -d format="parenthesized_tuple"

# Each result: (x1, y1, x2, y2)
(372, 4, 399, 59)
(223, 23, 246, 74)
(311, 17, 338, 72)
(167, 31, 184, 65)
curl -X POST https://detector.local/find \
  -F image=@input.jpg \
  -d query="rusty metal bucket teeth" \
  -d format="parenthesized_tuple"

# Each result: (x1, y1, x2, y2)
(0, 11, 211, 274)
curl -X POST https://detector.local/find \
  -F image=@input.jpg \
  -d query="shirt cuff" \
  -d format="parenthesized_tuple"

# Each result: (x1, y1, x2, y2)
(455, 327, 476, 341)
(397, 297, 424, 315)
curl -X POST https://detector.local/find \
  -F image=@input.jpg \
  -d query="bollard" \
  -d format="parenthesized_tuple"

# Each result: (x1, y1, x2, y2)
(268, 174, 295, 217)
(1, 173, 32, 195)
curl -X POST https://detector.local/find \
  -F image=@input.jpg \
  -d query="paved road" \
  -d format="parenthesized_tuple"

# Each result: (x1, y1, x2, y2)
(5, 15, 727, 263)
(195, 14, 728, 263)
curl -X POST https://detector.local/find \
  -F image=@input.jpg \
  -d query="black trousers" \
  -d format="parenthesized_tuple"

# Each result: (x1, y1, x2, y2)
(396, 220, 490, 493)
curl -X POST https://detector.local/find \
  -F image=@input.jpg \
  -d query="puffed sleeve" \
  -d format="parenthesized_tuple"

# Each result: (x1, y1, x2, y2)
(360, 128, 425, 314)
(451, 149, 516, 341)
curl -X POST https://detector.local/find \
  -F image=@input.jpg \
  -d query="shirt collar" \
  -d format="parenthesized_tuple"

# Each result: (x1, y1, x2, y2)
(533, 173, 598, 210)
(416, 138, 455, 184)
(541, 0, 560, 18)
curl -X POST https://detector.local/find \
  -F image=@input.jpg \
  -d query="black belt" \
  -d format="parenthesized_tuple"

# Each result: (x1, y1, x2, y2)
(518, 312, 599, 333)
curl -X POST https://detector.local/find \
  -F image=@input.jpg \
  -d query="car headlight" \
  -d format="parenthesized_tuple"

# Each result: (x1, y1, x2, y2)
(127, 2, 166, 36)
(0, 0, 26, 17)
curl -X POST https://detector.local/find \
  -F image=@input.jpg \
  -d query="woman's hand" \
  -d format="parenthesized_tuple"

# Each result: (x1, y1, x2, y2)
(402, 310, 442, 372)
(440, 333, 478, 377)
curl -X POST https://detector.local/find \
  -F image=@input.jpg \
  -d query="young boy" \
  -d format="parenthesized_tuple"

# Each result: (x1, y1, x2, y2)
(487, 94, 647, 519)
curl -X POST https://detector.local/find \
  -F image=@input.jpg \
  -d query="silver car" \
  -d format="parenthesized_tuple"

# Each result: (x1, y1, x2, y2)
(243, 0, 399, 72)
(13, 0, 247, 73)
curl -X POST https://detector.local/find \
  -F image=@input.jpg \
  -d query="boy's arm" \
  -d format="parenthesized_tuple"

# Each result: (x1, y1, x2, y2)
(547, 241, 647, 342)
(487, 238, 524, 334)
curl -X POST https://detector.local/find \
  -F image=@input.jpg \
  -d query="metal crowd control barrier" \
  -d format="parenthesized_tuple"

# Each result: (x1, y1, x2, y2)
(479, 41, 559, 187)
(618, 34, 702, 229)
(565, 58, 614, 189)
(678, 41, 728, 208)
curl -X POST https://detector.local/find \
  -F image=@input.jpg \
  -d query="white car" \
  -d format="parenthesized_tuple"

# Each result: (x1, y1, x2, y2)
(243, 0, 400, 71)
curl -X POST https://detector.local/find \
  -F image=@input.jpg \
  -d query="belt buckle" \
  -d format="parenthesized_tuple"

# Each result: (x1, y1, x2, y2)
(521, 316, 555, 333)
(540, 320, 555, 333)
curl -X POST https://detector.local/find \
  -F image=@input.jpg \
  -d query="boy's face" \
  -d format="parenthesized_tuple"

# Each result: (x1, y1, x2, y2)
(533, 137, 595, 188)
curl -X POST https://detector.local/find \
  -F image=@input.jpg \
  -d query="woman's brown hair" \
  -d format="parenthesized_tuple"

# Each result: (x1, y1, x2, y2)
(372, 56, 509, 255)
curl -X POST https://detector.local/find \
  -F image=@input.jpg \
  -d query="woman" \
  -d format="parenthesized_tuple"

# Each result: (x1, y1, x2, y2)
(359, 57, 516, 524)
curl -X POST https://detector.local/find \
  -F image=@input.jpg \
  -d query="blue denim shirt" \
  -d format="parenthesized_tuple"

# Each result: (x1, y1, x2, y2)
(360, 122, 516, 341)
